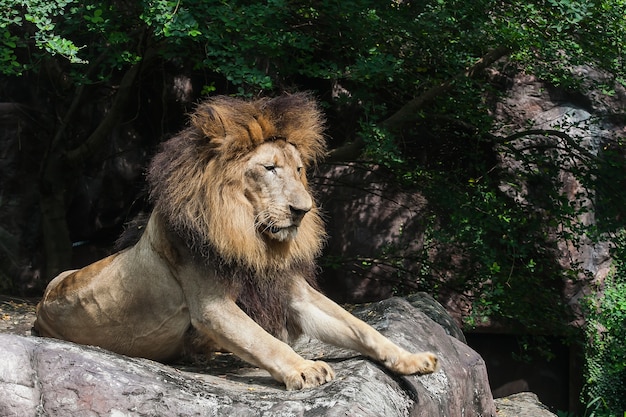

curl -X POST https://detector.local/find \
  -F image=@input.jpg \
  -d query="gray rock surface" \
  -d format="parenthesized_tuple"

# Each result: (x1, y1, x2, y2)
(0, 296, 495, 417)
(405, 292, 467, 343)
(495, 392, 558, 417)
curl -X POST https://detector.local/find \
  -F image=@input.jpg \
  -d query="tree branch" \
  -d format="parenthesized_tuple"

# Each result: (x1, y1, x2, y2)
(492, 129, 600, 162)
(49, 50, 109, 153)
(66, 47, 158, 166)
(327, 46, 511, 162)
(382, 46, 511, 131)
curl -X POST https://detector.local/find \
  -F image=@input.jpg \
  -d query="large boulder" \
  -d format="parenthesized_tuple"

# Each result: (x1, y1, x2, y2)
(0, 296, 495, 416)
(495, 392, 558, 417)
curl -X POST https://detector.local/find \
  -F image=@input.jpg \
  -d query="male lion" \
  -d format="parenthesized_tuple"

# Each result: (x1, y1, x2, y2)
(35, 93, 439, 390)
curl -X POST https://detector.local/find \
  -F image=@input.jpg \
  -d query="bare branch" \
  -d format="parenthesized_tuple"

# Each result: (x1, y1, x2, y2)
(381, 46, 511, 131)
(493, 129, 600, 162)
(66, 47, 158, 166)
(327, 46, 511, 161)
(49, 50, 110, 153)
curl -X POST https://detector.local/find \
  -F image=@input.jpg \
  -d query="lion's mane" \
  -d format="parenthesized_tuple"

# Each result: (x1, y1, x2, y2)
(146, 93, 327, 337)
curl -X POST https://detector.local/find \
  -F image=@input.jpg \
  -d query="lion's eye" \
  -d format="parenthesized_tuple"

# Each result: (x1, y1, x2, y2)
(264, 165, 276, 172)
(297, 167, 303, 175)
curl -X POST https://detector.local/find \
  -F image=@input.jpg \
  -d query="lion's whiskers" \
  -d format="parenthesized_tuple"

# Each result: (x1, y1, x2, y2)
(252, 210, 275, 233)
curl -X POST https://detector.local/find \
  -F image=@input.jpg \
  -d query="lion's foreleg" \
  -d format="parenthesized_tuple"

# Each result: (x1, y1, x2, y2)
(290, 283, 439, 376)
(191, 299, 334, 390)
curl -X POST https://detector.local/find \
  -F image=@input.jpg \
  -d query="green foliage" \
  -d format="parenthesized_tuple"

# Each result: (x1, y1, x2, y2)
(582, 232, 626, 416)
(417, 165, 577, 334)
(498, 0, 626, 88)
(3, 0, 625, 93)
(1, 0, 87, 74)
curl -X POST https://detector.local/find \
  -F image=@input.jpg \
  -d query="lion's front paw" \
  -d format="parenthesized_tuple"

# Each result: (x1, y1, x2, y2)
(284, 360, 335, 390)
(391, 351, 439, 375)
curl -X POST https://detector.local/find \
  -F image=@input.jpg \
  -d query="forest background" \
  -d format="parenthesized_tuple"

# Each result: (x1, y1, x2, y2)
(0, 0, 625, 414)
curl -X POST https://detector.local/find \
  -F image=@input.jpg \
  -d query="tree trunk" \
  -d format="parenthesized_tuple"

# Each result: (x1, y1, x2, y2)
(38, 48, 157, 281)
(39, 186, 72, 279)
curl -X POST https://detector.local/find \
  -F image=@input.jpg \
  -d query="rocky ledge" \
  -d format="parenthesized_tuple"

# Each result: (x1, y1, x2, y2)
(1, 294, 497, 416)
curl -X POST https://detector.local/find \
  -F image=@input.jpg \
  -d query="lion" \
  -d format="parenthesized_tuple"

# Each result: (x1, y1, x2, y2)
(34, 93, 439, 390)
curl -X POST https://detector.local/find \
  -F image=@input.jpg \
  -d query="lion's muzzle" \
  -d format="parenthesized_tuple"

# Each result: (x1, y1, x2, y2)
(289, 205, 310, 226)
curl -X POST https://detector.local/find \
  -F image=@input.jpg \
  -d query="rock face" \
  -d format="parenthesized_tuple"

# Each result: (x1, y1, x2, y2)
(404, 292, 467, 343)
(0, 296, 496, 417)
(315, 164, 428, 303)
(495, 392, 558, 417)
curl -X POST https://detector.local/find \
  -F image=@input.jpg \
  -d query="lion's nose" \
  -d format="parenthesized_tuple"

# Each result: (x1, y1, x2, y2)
(290, 205, 310, 224)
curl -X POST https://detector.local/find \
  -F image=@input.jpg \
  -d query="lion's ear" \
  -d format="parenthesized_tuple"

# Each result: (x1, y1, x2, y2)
(190, 98, 236, 151)
(190, 97, 268, 158)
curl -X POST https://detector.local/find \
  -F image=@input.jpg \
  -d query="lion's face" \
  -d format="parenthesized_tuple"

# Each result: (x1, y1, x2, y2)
(244, 140, 313, 242)
(148, 94, 326, 270)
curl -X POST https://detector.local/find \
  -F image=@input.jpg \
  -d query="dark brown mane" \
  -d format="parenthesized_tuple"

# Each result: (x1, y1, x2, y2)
(144, 93, 327, 337)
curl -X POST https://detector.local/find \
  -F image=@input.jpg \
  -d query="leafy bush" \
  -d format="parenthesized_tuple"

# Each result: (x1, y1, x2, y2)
(582, 231, 626, 416)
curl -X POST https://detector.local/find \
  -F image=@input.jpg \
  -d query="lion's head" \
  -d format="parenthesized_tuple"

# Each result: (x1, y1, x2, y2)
(147, 93, 327, 273)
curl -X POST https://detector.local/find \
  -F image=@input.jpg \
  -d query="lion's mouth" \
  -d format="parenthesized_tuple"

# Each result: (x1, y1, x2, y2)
(263, 224, 299, 241)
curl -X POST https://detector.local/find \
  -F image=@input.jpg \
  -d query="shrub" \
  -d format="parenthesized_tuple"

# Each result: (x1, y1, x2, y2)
(582, 231, 626, 416)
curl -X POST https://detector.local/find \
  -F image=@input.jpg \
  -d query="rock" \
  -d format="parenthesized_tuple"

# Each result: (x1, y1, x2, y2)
(495, 392, 557, 417)
(0, 296, 37, 337)
(404, 292, 467, 343)
(0, 296, 495, 417)
(315, 163, 428, 304)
